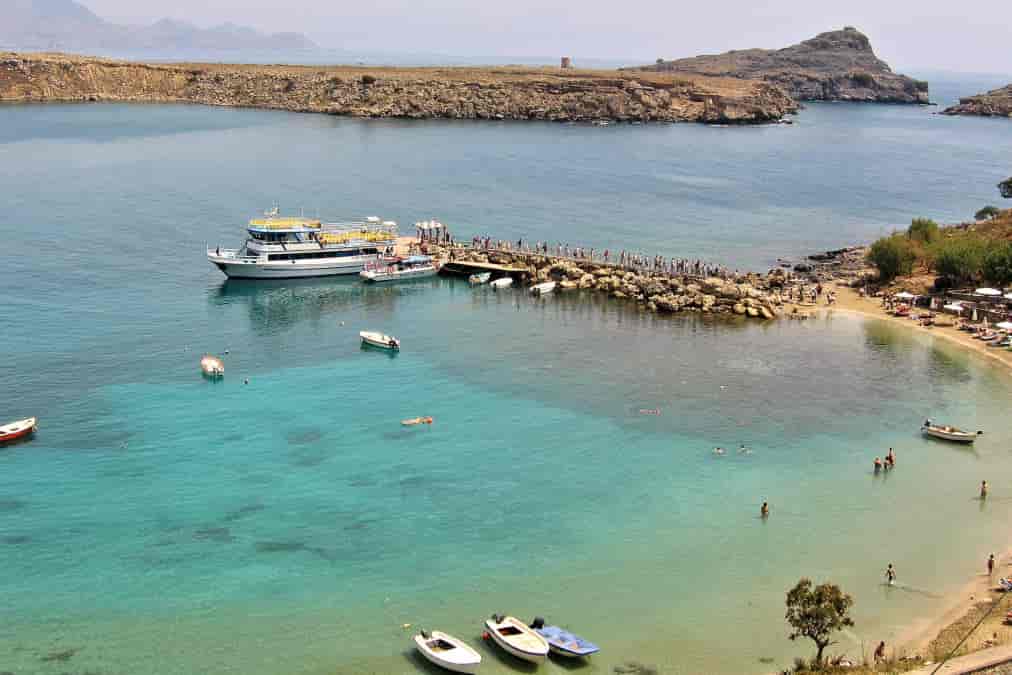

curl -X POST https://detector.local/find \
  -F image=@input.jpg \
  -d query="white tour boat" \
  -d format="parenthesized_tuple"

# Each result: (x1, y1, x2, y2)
(207, 210, 397, 279)
(413, 630, 481, 674)
(360, 255, 438, 283)
(360, 331, 400, 350)
(483, 614, 549, 663)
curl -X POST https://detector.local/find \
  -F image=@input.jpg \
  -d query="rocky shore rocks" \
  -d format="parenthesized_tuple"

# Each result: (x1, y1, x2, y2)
(446, 248, 785, 320)
(0, 52, 797, 124)
(629, 27, 929, 104)
(943, 84, 1012, 118)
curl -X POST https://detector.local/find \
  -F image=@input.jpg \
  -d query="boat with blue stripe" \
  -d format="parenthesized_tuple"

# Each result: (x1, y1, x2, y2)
(530, 617, 600, 658)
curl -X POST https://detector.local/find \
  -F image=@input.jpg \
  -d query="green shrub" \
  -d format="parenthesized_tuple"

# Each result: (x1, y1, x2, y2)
(933, 237, 986, 285)
(975, 206, 1001, 221)
(867, 234, 916, 282)
(1000, 177, 1012, 199)
(907, 217, 939, 243)
(983, 241, 1012, 287)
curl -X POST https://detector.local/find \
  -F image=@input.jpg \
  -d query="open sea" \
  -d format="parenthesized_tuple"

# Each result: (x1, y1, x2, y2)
(2, 90, 1012, 674)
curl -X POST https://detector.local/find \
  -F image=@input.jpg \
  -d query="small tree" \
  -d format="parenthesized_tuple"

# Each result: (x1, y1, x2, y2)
(933, 237, 986, 285)
(867, 234, 916, 283)
(983, 241, 1012, 287)
(975, 206, 1001, 221)
(785, 578, 855, 666)
(907, 217, 939, 243)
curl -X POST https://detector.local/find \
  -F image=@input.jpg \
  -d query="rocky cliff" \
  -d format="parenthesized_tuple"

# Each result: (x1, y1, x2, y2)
(0, 52, 797, 124)
(942, 84, 1012, 118)
(629, 27, 928, 104)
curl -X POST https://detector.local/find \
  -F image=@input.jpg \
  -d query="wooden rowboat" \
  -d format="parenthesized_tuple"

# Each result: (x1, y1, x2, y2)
(413, 630, 481, 674)
(484, 614, 549, 663)
(0, 417, 36, 444)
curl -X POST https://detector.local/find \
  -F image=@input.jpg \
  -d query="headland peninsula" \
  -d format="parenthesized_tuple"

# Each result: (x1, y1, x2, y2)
(944, 83, 1012, 118)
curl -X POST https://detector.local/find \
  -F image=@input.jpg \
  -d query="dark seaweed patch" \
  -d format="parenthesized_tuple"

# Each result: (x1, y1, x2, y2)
(193, 527, 234, 543)
(0, 498, 26, 512)
(290, 452, 327, 467)
(347, 477, 375, 488)
(223, 433, 245, 442)
(255, 540, 335, 563)
(286, 429, 323, 445)
(40, 646, 81, 662)
(222, 503, 265, 522)
(2, 534, 31, 545)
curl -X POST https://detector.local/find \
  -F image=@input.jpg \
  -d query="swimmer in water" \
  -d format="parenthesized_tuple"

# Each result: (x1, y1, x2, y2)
(874, 457, 883, 473)
(981, 480, 989, 499)
(738, 444, 751, 455)
(760, 501, 769, 518)
(713, 447, 725, 455)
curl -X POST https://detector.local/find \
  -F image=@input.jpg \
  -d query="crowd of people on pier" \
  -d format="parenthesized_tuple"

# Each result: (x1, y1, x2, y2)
(467, 236, 740, 279)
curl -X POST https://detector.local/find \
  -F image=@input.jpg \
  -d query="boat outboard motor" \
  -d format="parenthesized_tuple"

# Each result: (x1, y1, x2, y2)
(491, 613, 504, 623)
(420, 629, 431, 639)
(530, 616, 545, 630)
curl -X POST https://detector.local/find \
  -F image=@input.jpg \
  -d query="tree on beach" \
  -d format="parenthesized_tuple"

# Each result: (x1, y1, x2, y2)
(867, 234, 916, 282)
(984, 242, 1012, 287)
(933, 237, 986, 286)
(907, 217, 939, 243)
(785, 578, 854, 666)
(1000, 177, 1012, 199)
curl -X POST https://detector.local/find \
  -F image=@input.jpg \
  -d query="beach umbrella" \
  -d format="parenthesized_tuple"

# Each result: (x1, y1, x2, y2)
(1004, 293, 1012, 300)
(972, 307, 978, 321)
(997, 322, 1012, 330)
(895, 291, 916, 299)
(943, 303, 963, 312)
(975, 288, 1002, 297)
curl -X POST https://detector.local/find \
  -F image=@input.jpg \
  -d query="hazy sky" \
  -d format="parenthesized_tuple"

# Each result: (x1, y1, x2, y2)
(83, 0, 1012, 73)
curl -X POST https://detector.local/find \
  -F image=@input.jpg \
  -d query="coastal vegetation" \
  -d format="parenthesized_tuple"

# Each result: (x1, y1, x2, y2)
(976, 206, 1002, 221)
(785, 578, 854, 667)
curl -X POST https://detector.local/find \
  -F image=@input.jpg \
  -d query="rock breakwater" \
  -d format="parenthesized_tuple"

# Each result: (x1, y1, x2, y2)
(445, 247, 789, 320)
(0, 52, 797, 124)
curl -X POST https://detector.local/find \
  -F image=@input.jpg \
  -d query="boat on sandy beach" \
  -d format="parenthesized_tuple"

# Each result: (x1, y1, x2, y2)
(483, 614, 549, 663)
(0, 417, 36, 444)
(490, 277, 513, 289)
(530, 281, 556, 296)
(413, 630, 481, 674)
(922, 422, 980, 443)
(360, 255, 438, 283)
(530, 617, 600, 658)
(360, 331, 400, 350)
(468, 272, 491, 285)
(208, 210, 397, 279)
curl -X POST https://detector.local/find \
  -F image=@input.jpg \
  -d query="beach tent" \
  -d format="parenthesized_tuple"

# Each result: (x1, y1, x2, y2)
(895, 291, 916, 299)
(975, 288, 1002, 297)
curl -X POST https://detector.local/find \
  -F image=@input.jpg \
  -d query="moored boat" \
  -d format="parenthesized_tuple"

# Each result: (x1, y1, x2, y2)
(484, 614, 549, 663)
(530, 617, 600, 658)
(360, 331, 400, 350)
(360, 255, 438, 283)
(0, 417, 36, 444)
(468, 272, 491, 285)
(530, 281, 556, 296)
(413, 630, 481, 674)
(208, 210, 397, 279)
(490, 277, 513, 289)
(922, 422, 980, 443)
(200, 354, 224, 378)
(402, 416, 433, 426)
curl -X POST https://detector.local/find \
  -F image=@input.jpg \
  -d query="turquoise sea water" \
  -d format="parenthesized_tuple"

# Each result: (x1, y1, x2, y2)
(2, 101, 1012, 674)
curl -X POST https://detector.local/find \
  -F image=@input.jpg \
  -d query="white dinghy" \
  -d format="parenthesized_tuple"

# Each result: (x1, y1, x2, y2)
(483, 614, 549, 663)
(360, 331, 400, 350)
(922, 422, 980, 443)
(530, 281, 556, 296)
(490, 277, 513, 289)
(413, 630, 481, 674)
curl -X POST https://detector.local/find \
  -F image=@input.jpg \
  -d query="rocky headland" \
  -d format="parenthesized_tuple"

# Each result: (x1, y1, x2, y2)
(0, 52, 797, 124)
(943, 83, 1012, 118)
(629, 27, 929, 104)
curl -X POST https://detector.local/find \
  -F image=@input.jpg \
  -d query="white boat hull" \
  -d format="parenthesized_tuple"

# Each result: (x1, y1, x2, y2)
(923, 426, 977, 443)
(531, 282, 556, 296)
(484, 616, 549, 664)
(360, 266, 438, 283)
(360, 331, 400, 350)
(413, 632, 481, 674)
(208, 253, 378, 279)
(490, 278, 513, 289)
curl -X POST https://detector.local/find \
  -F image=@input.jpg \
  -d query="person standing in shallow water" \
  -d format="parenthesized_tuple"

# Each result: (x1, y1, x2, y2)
(885, 564, 896, 585)
(760, 502, 769, 518)
(981, 481, 989, 499)
(886, 448, 895, 467)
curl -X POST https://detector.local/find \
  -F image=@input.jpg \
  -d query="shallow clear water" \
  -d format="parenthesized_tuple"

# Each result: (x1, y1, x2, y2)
(1, 100, 1012, 674)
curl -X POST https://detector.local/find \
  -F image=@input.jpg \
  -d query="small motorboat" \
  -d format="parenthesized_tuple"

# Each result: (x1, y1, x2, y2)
(468, 272, 491, 285)
(414, 630, 482, 674)
(0, 417, 36, 444)
(490, 277, 513, 289)
(530, 281, 556, 296)
(402, 417, 433, 426)
(530, 617, 600, 658)
(922, 422, 980, 443)
(360, 331, 400, 350)
(200, 354, 224, 378)
(484, 614, 549, 663)
(360, 255, 438, 283)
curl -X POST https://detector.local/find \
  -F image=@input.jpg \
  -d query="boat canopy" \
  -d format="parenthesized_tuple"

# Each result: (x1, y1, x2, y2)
(248, 217, 321, 231)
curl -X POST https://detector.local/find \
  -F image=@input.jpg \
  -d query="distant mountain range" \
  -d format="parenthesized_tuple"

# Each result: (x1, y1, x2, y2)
(2, 0, 317, 53)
